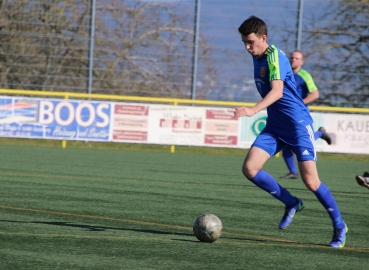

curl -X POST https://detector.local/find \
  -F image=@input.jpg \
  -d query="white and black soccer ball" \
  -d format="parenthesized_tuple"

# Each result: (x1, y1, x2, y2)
(193, 213, 222, 243)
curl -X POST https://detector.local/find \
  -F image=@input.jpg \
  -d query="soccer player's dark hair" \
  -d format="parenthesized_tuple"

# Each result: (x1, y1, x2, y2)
(238, 16, 268, 37)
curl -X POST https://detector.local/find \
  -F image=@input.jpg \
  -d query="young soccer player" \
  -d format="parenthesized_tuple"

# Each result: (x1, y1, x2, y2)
(234, 16, 347, 248)
(280, 50, 332, 179)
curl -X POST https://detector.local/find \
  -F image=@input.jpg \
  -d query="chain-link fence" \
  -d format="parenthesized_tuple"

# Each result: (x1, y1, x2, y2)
(0, 0, 368, 107)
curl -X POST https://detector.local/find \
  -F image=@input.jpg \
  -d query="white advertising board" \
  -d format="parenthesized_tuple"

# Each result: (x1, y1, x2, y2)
(318, 113, 369, 154)
(0, 96, 368, 154)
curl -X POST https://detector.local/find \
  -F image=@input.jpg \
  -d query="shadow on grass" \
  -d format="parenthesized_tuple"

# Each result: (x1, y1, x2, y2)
(169, 236, 268, 244)
(0, 219, 194, 237)
(171, 235, 330, 248)
(0, 219, 332, 248)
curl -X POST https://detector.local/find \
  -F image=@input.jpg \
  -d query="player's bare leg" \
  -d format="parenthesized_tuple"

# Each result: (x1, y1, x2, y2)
(298, 160, 321, 191)
(242, 146, 270, 179)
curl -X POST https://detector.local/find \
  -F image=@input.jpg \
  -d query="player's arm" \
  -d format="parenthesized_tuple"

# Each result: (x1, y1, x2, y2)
(235, 46, 285, 118)
(299, 70, 319, 105)
(234, 80, 283, 118)
(303, 89, 319, 105)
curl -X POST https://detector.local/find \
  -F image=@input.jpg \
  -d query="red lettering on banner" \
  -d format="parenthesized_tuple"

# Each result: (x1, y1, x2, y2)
(204, 134, 237, 145)
(113, 130, 148, 141)
(114, 104, 149, 116)
(206, 109, 237, 120)
(159, 119, 202, 129)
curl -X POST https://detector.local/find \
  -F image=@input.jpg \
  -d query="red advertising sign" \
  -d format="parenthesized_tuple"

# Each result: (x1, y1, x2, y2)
(114, 104, 149, 116)
(113, 130, 147, 141)
(204, 109, 239, 146)
(204, 135, 237, 145)
(206, 109, 237, 120)
(112, 104, 149, 142)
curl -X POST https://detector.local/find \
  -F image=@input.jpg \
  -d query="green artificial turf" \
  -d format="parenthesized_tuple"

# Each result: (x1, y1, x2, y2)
(0, 141, 368, 269)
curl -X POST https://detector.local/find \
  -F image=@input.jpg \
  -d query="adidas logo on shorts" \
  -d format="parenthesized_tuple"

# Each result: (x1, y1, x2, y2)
(302, 150, 309, 156)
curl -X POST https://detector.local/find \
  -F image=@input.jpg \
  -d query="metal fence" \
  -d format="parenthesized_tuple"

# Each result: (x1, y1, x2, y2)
(0, 0, 368, 107)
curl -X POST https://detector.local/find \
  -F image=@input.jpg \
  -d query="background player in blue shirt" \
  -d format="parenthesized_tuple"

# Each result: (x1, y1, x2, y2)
(280, 50, 332, 179)
(234, 16, 347, 248)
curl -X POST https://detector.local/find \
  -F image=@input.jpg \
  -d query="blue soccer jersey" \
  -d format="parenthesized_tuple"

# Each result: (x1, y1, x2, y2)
(252, 45, 313, 132)
(294, 69, 318, 101)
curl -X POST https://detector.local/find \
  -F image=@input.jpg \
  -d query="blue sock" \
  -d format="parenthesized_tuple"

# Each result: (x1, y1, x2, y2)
(314, 182, 345, 229)
(250, 170, 298, 207)
(314, 131, 322, 140)
(282, 147, 298, 174)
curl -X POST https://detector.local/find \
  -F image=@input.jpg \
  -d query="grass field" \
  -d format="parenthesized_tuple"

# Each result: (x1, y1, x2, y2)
(0, 139, 368, 269)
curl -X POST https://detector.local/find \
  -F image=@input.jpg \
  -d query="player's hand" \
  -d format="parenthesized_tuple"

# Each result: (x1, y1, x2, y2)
(234, 107, 256, 118)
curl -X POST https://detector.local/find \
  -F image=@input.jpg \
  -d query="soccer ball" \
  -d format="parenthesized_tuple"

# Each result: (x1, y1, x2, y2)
(193, 213, 222, 243)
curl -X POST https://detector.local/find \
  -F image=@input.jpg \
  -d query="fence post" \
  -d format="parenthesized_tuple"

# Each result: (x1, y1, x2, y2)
(296, 0, 304, 50)
(170, 100, 179, 153)
(191, 0, 201, 100)
(61, 93, 69, 148)
(87, 0, 96, 94)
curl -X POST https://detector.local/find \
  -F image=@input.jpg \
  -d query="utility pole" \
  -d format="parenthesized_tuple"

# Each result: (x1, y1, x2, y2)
(296, 0, 304, 50)
(87, 0, 96, 94)
(191, 0, 201, 100)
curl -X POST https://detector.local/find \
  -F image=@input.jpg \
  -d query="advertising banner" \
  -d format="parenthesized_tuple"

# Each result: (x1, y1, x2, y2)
(0, 97, 42, 137)
(0, 97, 111, 141)
(112, 104, 149, 142)
(146, 105, 204, 145)
(320, 113, 369, 154)
(238, 111, 268, 149)
(204, 109, 239, 147)
(0, 96, 368, 154)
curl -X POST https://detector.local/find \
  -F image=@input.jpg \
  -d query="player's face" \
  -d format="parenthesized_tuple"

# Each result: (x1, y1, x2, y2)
(241, 33, 267, 58)
(290, 52, 304, 70)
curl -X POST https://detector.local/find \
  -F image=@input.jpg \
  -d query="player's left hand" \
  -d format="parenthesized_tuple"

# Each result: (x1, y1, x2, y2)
(234, 107, 255, 118)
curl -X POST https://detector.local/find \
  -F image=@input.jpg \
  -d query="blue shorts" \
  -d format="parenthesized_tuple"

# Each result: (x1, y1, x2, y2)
(252, 123, 317, 162)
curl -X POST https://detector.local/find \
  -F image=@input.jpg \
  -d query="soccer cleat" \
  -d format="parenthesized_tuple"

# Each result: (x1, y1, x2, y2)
(279, 198, 304, 229)
(330, 223, 348, 248)
(355, 175, 369, 189)
(318, 127, 332, 145)
(280, 173, 299, 179)
(363, 171, 369, 177)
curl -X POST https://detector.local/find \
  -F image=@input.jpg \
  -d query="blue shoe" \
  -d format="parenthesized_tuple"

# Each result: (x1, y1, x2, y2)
(279, 198, 304, 229)
(330, 223, 348, 248)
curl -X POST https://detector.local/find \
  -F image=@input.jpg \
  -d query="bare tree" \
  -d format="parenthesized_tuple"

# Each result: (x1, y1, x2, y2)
(0, 0, 219, 99)
(0, 0, 91, 91)
(92, 0, 218, 98)
(303, 0, 369, 107)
